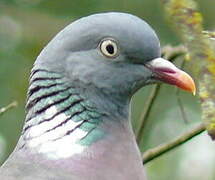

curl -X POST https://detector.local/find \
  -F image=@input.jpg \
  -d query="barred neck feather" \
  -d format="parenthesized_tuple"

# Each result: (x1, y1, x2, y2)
(15, 68, 145, 179)
(19, 68, 105, 159)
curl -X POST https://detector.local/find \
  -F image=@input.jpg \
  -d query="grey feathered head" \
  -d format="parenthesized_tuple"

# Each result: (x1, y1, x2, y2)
(34, 12, 195, 100)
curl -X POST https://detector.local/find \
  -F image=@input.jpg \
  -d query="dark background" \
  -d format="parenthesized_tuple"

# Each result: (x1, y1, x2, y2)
(0, 0, 215, 179)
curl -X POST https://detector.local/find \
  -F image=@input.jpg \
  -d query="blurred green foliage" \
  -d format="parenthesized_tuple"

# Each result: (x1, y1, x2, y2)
(0, 0, 215, 179)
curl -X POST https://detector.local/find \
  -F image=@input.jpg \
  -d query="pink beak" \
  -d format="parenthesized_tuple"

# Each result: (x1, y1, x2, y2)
(146, 58, 196, 95)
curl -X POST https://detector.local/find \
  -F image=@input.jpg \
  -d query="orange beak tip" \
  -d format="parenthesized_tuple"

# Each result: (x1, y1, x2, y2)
(178, 71, 196, 96)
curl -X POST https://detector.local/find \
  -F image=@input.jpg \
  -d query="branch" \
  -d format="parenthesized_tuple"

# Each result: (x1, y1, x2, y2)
(161, 45, 187, 61)
(203, 31, 215, 40)
(176, 57, 189, 123)
(161, 0, 215, 140)
(136, 84, 161, 144)
(0, 101, 18, 117)
(142, 123, 205, 164)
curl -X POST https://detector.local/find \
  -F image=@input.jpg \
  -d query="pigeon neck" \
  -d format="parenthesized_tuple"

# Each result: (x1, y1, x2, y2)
(16, 68, 145, 178)
(19, 69, 136, 160)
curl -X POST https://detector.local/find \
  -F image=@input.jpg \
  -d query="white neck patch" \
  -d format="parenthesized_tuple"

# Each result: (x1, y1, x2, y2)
(24, 105, 88, 159)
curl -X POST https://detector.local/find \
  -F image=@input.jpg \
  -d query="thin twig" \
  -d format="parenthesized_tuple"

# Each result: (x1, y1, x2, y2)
(136, 85, 161, 144)
(177, 94, 189, 123)
(176, 57, 189, 123)
(161, 45, 187, 61)
(202, 31, 215, 39)
(0, 101, 18, 117)
(142, 123, 206, 164)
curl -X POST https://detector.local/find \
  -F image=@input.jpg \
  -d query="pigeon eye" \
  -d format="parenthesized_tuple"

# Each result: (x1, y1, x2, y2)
(100, 39, 118, 58)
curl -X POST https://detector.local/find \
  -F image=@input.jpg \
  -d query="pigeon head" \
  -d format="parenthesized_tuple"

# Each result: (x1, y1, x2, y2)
(35, 12, 195, 100)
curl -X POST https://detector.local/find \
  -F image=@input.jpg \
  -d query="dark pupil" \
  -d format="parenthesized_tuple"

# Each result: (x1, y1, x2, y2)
(106, 44, 114, 54)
